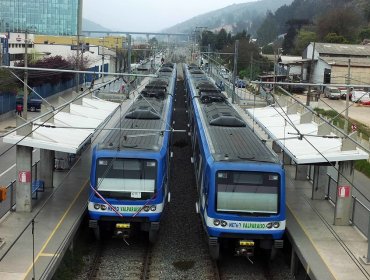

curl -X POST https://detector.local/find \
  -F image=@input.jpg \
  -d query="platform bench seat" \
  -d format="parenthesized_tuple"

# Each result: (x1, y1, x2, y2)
(32, 180, 45, 200)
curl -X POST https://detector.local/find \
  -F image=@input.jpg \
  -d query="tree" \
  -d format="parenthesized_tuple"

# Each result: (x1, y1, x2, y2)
(148, 37, 158, 46)
(316, 7, 362, 42)
(16, 56, 75, 87)
(201, 30, 216, 51)
(282, 19, 311, 54)
(215, 28, 228, 50)
(294, 30, 317, 55)
(323, 33, 349, 44)
(256, 11, 278, 46)
(0, 69, 20, 93)
(359, 28, 370, 42)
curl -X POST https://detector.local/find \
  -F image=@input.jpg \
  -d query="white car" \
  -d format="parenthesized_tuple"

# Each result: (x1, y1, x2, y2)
(324, 86, 341, 99)
(351, 91, 370, 103)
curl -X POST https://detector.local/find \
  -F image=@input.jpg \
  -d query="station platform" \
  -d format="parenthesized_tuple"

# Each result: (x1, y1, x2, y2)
(285, 164, 370, 280)
(0, 145, 91, 280)
(0, 78, 146, 279)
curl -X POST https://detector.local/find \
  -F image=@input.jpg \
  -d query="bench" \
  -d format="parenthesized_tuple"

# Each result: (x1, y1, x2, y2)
(32, 180, 45, 199)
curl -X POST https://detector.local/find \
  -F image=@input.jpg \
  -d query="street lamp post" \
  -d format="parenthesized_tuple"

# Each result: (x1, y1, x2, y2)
(23, 31, 29, 119)
(344, 58, 351, 132)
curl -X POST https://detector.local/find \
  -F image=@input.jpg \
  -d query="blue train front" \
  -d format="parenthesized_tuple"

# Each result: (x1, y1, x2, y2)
(88, 63, 176, 242)
(198, 161, 285, 260)
(184, 64, 286, 260)
(89, 148, 170, 242)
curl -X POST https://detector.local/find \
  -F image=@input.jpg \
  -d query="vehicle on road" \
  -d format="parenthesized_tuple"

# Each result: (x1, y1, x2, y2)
(338, 87, 353, 100)
(351, 90, 370, 103)
(287, 84, 306, 93)
(215, 80, 225, 91)
(16, 96, 42, 112)
(235, 79, 246, 88)
(324, 86, 341, 99)
(219, 68, 230, 80)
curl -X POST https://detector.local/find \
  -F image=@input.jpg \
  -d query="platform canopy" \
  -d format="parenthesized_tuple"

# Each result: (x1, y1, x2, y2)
(3, 97, 120, 154)
(245, 106, 369, 164)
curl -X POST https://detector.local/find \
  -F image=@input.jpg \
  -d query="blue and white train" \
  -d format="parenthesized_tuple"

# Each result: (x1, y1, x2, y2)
(184, 64, 286, 260)
(88, 63, 176, 242)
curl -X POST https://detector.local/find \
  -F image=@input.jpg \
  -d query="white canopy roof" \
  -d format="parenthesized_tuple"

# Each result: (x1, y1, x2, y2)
(3, 97, 120, 153)
(245, 106, 369, 164)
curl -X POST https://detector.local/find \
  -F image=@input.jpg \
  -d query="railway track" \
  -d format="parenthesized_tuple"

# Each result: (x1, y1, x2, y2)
(86, 234, 152, 280)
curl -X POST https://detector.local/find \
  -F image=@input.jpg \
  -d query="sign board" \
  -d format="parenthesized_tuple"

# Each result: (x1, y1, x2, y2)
(71, 44, 90, 51)
(338, 185, 350, 198)
(18, 171, 31, 183)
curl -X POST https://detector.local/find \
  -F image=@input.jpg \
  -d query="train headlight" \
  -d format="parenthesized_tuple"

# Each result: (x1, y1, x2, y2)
(213, 219, 221, 226)
(266, 222, 272, 229)
(150, 205, 157, 211)
(100, 205, 107, 211)
(273, 222, 280, 228)
(143, 205, 150, 212)
(221, 220, 227, 227)
(94, 204, 101, 210)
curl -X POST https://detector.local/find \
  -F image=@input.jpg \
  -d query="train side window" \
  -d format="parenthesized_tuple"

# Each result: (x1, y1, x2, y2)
(193, 132, 200, 170)
(197, 155, 203, 189)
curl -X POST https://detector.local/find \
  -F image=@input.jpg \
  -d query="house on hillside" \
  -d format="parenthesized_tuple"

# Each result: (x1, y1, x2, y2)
(303, 42, 370, 87)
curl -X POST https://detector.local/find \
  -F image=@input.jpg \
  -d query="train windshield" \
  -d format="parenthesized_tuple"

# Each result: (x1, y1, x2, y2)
(216, 171, 279, 215)
(95, 158, 157, 200)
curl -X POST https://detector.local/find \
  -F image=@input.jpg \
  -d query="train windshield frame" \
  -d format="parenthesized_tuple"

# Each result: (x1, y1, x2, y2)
(95, 158, 157, 200)
(215, 171, 280, 215)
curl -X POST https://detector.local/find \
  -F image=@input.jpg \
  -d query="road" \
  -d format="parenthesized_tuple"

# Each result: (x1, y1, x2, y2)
(294, 94, 370, 127)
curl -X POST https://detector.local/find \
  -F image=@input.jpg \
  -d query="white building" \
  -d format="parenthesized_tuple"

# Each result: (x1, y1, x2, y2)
(303, 42, 370, 86)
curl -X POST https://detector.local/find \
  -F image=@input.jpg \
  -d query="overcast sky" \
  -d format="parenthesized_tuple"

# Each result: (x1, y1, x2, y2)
(83, 0, 256, 32)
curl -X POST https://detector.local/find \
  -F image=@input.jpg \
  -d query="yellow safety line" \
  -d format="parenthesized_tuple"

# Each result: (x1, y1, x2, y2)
(39, 253, 59, 257)
(23, 179, 88, 279)
(287, 203, 338, 279)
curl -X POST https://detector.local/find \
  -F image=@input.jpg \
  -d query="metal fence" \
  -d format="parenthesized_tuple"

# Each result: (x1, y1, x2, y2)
(0, 93, 17, 115)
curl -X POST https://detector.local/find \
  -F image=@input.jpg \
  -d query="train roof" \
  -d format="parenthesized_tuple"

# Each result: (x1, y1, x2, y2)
(186, 66, 279, 163)
(97, 68, 175, 152)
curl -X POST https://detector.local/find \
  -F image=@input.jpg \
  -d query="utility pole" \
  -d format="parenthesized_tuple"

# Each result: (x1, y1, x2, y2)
(232, 40, 239, 104)
(126, 34, 132, 99)
(344, 58, 351, 132)
(23, 30, 28, 119)
(75, 0, 83, 93)
(306, 42, 316, 106)
(115, 37, 119, 73)
(99, 37, 107, 83)
(250, 53, 253, 82)
(208, 44, 211, 74)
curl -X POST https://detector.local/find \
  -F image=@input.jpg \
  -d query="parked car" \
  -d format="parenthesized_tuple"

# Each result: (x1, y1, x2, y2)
(219, 69, 230, 80)
(338, 87, 352, 100)
(235, 79, 246, 88)
(16, 96, 42, 112)
(215, 80, 225, 91)
(351, 90, 370, 103)
(324, 86, 341, 99)
(289, 84, 306, 93)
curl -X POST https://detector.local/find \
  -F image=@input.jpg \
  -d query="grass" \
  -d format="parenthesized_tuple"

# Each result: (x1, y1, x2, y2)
(355, 160, 370, 178)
